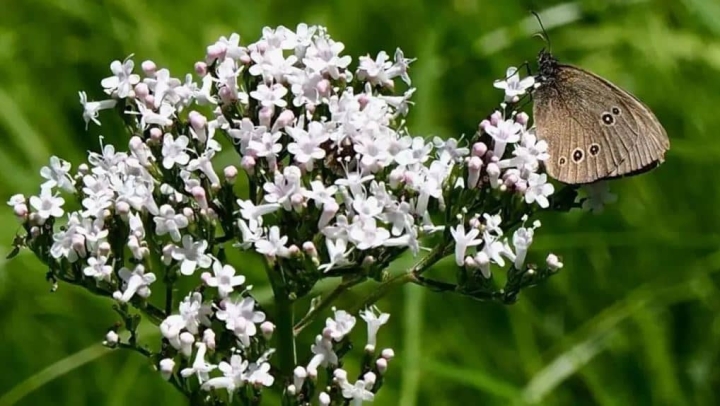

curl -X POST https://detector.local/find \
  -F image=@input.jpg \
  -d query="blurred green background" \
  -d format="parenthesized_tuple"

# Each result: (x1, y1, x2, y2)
(1, 0, 719, 405)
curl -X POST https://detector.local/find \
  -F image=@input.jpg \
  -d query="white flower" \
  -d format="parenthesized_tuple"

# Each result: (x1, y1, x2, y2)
(511, 219, 540, 270)
(303, 36, 352, 79)
(341, 379, 375, 405)
(202, 354, 248, 396)
(306, 335, 338, 373)
(180, 343, 217, 384)
(250, 83, 288, 108)
(144, 68, 183, 108)
(450, 223, 482, 266)
(160, 315, 185, 349)
(171, 235, 213, 276)
(359, 306, 390, 351)
(216, 296, 265, 347)
(83, 255, 113, 282)
(205, 260, 246, 298)
(153, 204, 189, 242)
(40, 156, 74, 192)
(302, 181, 338, 208)
(286, 121, 330, 166)
(101, 57, 140, 98)
(78, 92, 117, 130)
(114, 264, 156, 303)
(318, 236, 353, 273)
(493, 66, 535, 101)
(325, 307, 356, 341)
(348, 218, 390, 250)
(179, 292, 213, 334)
(525, 173, 554, 209)
(30, 186, 65, 221)
(246, 362, 275, 387)
(255, 226, 290, 258)
(161, 134, 190, 169)
(485, 118, 522, 157)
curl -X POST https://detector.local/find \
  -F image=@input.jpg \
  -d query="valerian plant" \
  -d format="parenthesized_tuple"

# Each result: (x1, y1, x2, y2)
(6, 23, 610, 405)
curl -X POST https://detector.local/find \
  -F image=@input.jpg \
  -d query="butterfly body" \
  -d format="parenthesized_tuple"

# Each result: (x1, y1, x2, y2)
(533, 50, 670, 185)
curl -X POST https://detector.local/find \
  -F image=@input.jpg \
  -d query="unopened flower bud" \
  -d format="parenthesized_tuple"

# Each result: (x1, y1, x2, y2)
(472, 142, 488, 157)
(302, 241, 318, 257)
(241, 156, 256, 175)
(162, 244, 174, 265)
(206, 44, 224, 61)
(72, 234, 87, 258)
(159, 358, 175, 381)
(191, 186, 208, 211)
(381, 348, 395, 360)
(318, 392, 331, 406)
(260, 321, 275, 340)
(149, 127, 163, 144)
(30, 225, 40, 237)
(317, 79, 331, 97)
(490, 110, 502, 125)
(479, 119, 490, 132)
(182, 207, 195, 222)
(200, 272, 212, 285)
(362, 255, 376, 267)
(194, 61, 208, 76)
(115, 201, 130, 217)
(224, 165, 238, 184)
(104, 330, 119, 346)
(467, 156, 483, 188)
(13, 204, 28, 219)
(363, 371, 377, 388)
(141, 60, 157, 76)
(179, 332, 195, 357)
(486, 162, 501, 189)
(516, 112, 529, 125)
(322, 327, 334, 341)
(272, 109, 295, 132)
(218, 86, 234, 104)
(286, 384, 297, 395)
(97, 241, 111, 258)
(259, 105, 274, 128)
(293, 366, 307, 391)
(144, 94, 155, 107)
(134, 82, 149, 99)
(288, 244, 300, 256)
(546, 253, 563, 271)
(77, 163, 89, 175)
(203, 329, 216, 350)
(376, 357, 388, 374)
(333, 368, 348, 384)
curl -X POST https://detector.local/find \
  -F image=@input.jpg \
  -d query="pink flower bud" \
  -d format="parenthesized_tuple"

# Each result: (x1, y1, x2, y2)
(134, 82, 149, 98)
(260, 321, 275, 340)
(149, 127, 163, 143)
(376, 358, 388, 374)
(71, 234, 87, 258)
(141, 60, 157, 76)
(241, 156, 256, 175)
(363, 371, 377, 387)
(317, 79, 331, 97)
(218, 87, 234, 104)
(288, 244, 300, 256)
(239, 54, 252, 64)
(303, 241, 318, 257)
(200, 272, 212, 285)
(144, 94, 155, 107)
(272, 109, 295, 132)
(203, 329, 216, 350)
(357, 92, 370, 108)
(159, 358, 175, 381)
(546, 253, 563, 271)
(516, 112, 529, 125)
(13, 204, 28, 219)
(381, 348, 395, 360)
(182, 207, 195, 221)
(194, 62, 208, 76)
(479, 119, 490, 132)
(189, 111, 207, 131)
(115, 201, 130, 217)
(206, 44, 225, 61)
(472, 142, 488, 157)
(224, 165, 238, 184)
(98, 242, 111, 257)
(191, 186, 208, 210)
(490, 110, 502, 125)
(322, 327, 334, 341)
(467, 156, 483, 189)
(259, 106, 274, 128)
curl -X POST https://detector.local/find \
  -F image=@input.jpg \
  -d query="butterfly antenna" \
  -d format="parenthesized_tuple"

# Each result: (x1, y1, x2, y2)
(530, 11, 552, 51)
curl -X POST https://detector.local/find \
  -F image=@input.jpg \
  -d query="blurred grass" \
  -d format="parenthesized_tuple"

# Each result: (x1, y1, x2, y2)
(1, 0, 719, 405)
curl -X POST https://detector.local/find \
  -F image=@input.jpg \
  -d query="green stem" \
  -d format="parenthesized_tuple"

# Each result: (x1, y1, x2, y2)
(293, 275, 365, 336)
(265, 261, 296, 378)
(353, 243, 448, 312)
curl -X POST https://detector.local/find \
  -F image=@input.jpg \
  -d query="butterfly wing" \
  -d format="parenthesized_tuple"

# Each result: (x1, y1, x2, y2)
(533, 64, 669, 184)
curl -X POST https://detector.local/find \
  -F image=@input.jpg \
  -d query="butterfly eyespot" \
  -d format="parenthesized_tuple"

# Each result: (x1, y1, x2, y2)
(572, 148, 584, 163)
(601, 113, 614, 125)
(611, 107, 621, 115)
(559, 156, 567, 166)
(589, 144, 600, 156)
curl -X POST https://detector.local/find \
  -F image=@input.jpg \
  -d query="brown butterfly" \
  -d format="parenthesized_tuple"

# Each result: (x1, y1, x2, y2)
(532, 48, 670, 185)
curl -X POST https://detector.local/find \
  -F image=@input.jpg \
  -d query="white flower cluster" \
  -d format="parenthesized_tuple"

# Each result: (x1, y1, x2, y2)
(6, 22, 572, 405)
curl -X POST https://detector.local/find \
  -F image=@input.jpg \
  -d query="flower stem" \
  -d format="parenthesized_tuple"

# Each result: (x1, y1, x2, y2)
(265, 261, 296, 379)
(293, 274, 365, 336)
(353, 243, 448, 312)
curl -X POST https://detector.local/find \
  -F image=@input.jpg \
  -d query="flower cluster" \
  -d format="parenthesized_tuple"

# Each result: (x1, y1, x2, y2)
(6, 23, 595, 405)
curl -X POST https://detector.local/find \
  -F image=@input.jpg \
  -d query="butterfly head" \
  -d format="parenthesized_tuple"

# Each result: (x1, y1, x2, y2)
(537, 48, 558, 83)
